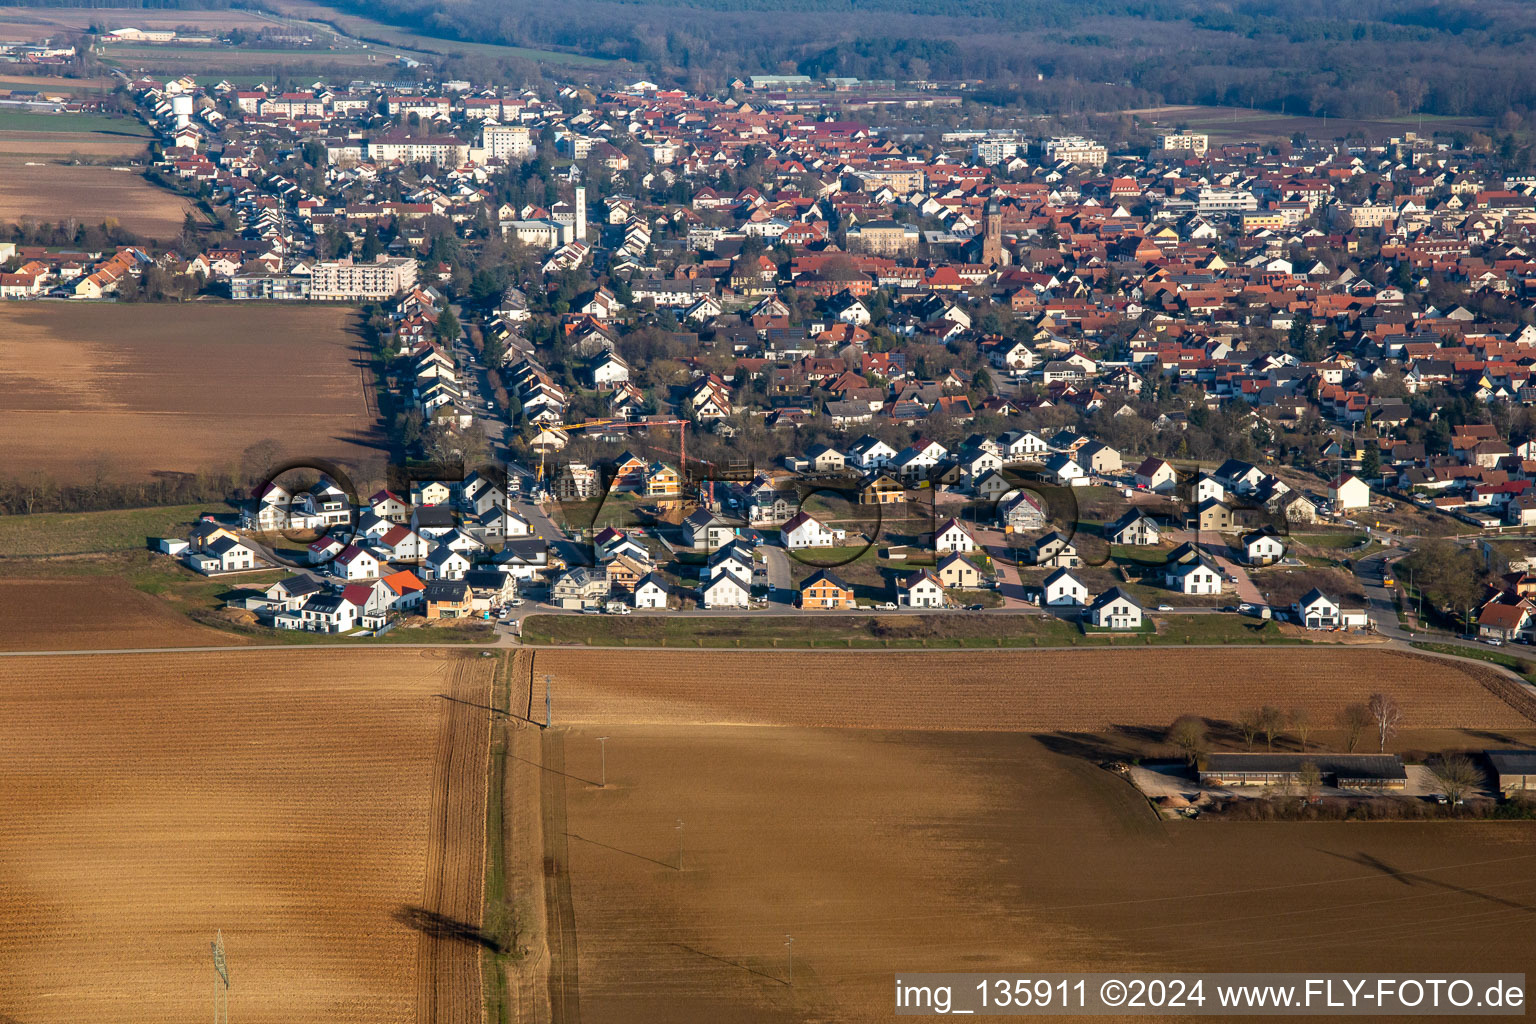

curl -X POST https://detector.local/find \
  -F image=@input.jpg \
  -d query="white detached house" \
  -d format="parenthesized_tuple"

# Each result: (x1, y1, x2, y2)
(633, 572, 669, 609)
(1088, 588, 1143, 630)
(1043, 568, 1088, 606)
(1166, 558, 1223, 595)
(700, 570, 751, 609)
(898, 571, 946, 609)
(781, 510, 836, 549)
(934, 518, 977, 554)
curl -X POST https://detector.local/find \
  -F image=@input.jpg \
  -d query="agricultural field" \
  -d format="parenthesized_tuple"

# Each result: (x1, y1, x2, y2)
(522, 610, 1300, 648)
(0, 302, 386, 484)
(0, 503, 230, 557)
(531, 647, 1535, 732)
(1125, 103, 1491, 143)
(0, 648, 493, 1024)
(0, 6, 282, 34)
(0, 576, 250, 650)
(522, 714, 1536, 1021)
(0, 158, 187, 234)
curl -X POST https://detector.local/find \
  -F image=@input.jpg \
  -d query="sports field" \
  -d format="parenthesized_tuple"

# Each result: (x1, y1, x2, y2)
(0, 649, 493, 1024)
(0, 303, 385, 483)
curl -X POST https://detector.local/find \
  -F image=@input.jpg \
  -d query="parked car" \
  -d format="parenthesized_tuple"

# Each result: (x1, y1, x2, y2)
(1485, 637, 1504, 646)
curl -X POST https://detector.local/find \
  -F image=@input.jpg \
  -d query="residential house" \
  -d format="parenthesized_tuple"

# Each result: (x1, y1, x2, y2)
(1241, 527, 1287, 566)
(1166, 558, 1223, 595)
(1088, 588, 1143, 630)
(634, 572, 670, 609)
(798, 569, 856, 609)
(781, 511, 836, 549)
(934, 518, 977, 554)
(1043, 568, 1089, 606)
(936, 552, 981, 590)
(1293, 587, 1368, 629)
(424, 580, 473, 619)
(1134, 457, 1178, 493)
(999, 490, 1047, 532)
(1030, 531, 1079, 567)
(551, 566, 609, 609)
(1329, 473, 1371, 510)
(898, 571, 947, 609)
(701, 570, 752, 609)
(1106, 510, 1161, 546)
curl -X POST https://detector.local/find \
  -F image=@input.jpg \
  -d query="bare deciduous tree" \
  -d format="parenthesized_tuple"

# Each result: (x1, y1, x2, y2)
(1298, 760, 1323, 801)
(1289, 707, 1313, 753)
(1258, 705, 1285, 752)
(1429, 754, 1479, 806)
(1167, 716, 1207, 766)
(1367, 693, 1403, 753)
(1337, 703, 1371, 753)
(1238, 708, 1261, 752)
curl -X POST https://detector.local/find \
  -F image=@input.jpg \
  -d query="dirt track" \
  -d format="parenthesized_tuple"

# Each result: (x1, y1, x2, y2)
(415, 656, 495, 1024)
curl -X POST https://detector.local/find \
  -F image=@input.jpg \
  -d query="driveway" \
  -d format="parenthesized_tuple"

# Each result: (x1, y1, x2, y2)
(760, 546, 794, 606)
(973, 526, 1031, 608)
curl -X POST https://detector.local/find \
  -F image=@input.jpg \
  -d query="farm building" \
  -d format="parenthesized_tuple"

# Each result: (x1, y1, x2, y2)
(1485, 750, 1536, 795)
(1199, 753, 1407, 790)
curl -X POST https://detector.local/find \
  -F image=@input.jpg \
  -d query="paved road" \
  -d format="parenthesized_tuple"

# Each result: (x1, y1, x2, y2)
(759, 546, 794, 606)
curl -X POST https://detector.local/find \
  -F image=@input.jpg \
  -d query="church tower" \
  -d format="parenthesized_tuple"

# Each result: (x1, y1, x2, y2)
(981, 199, 1003, 267)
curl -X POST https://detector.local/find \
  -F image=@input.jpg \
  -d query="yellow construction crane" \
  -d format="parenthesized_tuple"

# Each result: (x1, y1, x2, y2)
(530, 417, 699, 485)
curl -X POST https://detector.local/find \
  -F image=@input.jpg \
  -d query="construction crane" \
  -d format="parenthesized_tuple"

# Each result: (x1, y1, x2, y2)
(529, 416, 704, 486)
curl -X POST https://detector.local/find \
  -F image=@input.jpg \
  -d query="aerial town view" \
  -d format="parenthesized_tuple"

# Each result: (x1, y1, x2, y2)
(3, 0, 1536, 1019)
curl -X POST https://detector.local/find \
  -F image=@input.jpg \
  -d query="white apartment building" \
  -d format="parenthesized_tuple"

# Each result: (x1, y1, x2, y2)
(1197, 188, 1259, 213)
(973, 133, 1023, 164)
(308, 255, 418, 301)
(481, 123, 535, 161)
(1156, 131, 1209, 157)
(366, 133, 469, 166)
(1044, 136, 1107, 168)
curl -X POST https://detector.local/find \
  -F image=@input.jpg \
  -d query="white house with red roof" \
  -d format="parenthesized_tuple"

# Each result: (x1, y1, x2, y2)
(333, 544, 381, 581)
(781, 510, 835, 549)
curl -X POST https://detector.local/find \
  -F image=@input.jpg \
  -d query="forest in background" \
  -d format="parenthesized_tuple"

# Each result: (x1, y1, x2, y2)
(12, 0, 1536, 124)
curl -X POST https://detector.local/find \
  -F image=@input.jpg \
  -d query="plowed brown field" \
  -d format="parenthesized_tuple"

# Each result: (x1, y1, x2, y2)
(0, 649, 491, 1024)
(534, 648, 1535, 732)
(0, 159, 182, 233)
(547, 724, 1536, 1023)
(0, 302, 384, 482)
(0, 577, 249, 650)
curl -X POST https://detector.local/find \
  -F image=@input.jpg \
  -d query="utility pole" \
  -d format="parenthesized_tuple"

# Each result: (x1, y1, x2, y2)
(675, 819, 685, 871)
(597, 735, 609, 787)
(785, 934, 794, 986)
(544, 673, 551, 728)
